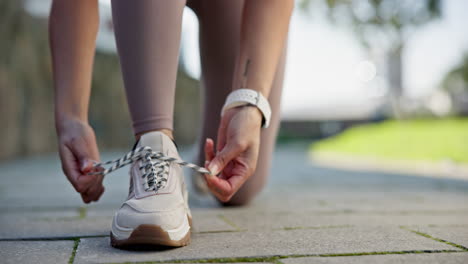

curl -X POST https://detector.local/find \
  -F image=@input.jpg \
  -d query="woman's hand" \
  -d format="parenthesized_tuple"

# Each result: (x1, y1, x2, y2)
(204, 106, 262, 202)
(57, 119, 104, 203)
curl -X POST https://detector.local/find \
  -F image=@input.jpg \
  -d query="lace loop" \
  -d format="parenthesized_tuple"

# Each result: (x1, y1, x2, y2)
(88, 146, 212, 192)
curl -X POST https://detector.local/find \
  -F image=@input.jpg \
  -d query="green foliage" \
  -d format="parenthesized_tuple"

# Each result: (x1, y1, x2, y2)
(311, 118, 468, 163)
(443, 54, 468, 93)
(299, 0, 441, 49)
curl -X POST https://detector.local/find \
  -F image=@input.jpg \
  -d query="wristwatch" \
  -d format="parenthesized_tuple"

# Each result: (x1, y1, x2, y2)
(221, 89, 272, 128)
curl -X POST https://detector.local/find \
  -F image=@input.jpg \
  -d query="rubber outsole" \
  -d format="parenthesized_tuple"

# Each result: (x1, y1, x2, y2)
(110, 216, 192, 248)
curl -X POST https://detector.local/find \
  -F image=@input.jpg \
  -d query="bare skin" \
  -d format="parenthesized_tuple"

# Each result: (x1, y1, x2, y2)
(204, 106, 263, 202)
(49, 0, 293, 203)
(205, 0, 293, 202)
(50, 0, 103, 203)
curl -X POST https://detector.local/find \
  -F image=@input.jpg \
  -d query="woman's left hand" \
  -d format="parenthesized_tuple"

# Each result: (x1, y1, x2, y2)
(204, 105, 263, 202)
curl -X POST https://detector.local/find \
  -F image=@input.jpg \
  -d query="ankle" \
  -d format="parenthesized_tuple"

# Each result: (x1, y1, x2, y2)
(136, 129, 174, 141)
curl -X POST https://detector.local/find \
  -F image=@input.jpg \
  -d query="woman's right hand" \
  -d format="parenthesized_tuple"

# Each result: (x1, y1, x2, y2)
(57, 119, 105, 203)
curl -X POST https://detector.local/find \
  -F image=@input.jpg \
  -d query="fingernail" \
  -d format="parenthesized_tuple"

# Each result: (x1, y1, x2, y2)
(209, 164, 219, 175)
(80, 159, 89, 171)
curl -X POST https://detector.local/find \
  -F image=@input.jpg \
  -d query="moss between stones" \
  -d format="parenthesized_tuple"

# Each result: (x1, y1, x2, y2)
(6, 225, 468, 264)
(217, 215, 242, 231)
(196, 230, 245, 234)
(278, 225, 352, 231)
(400, 226, 468, 251)
(0, 235, 108, 242)
(110, 256, 282, 263)
(68, 238, 80, 264)
(106, 250, 465, 264)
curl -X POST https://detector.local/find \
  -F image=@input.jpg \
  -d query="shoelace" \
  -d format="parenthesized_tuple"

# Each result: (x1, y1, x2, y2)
(88, 146, 212, 192)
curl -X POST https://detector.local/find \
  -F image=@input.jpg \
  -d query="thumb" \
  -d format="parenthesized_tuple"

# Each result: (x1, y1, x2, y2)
(68, 141, 95, 174)
(208, 144, 242, 176)
(80, 159, 96, 174)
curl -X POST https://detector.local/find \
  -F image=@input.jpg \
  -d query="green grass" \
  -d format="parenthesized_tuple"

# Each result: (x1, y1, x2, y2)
(311, 118, 468, 164)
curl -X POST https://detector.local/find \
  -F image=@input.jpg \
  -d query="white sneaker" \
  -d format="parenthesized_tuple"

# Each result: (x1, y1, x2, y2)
(110, 131, 191, 248)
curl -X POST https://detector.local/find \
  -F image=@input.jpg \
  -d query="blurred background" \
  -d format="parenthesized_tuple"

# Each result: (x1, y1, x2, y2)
(1, 0, 467, 175)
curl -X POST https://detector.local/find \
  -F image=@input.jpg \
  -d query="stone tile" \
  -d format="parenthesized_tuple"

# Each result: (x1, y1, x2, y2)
(327, 193, 468, 213)
(0, 153, 129, 210)
(0, 240, 75, 264)
(249, 189, 468, 214)
(0, 210, 111, 239)
(413, 226, 468, 248)
(282, 253, 468, 264)
(74, 227, 456, 263)
(269, 145, 468, 192)
(87, 207, 235, 233)
(190, 209, 238, 233)
(220, 211, 468, 231)
(0, 207, 235, 239)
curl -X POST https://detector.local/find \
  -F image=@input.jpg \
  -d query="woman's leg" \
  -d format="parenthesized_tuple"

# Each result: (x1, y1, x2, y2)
(111, 0, 186, 137)
(190, 0, 287, 205)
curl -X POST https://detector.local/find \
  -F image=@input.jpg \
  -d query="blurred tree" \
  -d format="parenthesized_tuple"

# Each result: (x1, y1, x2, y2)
(443, 54, 468, 115)
(299, 0, 441, 105)
(444, 55, 468, 91)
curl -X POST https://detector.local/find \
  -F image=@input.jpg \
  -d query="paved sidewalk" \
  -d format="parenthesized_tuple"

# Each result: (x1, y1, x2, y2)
(1, 144, 467, 263)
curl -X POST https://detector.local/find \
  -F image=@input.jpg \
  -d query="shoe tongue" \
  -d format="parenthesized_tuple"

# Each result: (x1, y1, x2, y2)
(139, 131, 174, 153)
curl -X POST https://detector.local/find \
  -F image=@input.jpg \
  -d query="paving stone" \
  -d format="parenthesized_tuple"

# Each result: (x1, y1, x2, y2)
(327, 194, 468, 213)
(190, 209, 238, 233)
(0, 210, 111, 239)
(282, 253, 468, 264)
(269, 146, 468, 192)
(0, 207, 235, 239)
(220, 211, 468, 231)
(86, 207, 235, 233)
(74, 227, 456, 263)
(250, 189, 468, 214)
(3, 148, 468, 211)
(3, 147, 468, 263)
(0, 208, 237, 239)
(413, 226, 468, 248)
(0, 154, 129, 210)
(0, 240, 75, 264)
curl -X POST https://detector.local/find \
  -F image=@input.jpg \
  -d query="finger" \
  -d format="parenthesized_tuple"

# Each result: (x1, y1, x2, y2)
(81, 192, 92, 204)
(67, 136, 100, 174)
(216, 119, 228, 152)
(75, 164, 103, 194)
(80, 159, 98, 174)
(207, 144, 242, 176)
(93, 186, 105, 202)
(204, 138, 215, 164)
(60, 145, 94, 193)
(81, 174, 104, 203)
(205, 173, 245, 202)
(204, 174, 233, 201)
(86, 182, 105, 202)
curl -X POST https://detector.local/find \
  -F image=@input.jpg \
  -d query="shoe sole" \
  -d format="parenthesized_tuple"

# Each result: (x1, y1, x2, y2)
(110, 216, 192, 248)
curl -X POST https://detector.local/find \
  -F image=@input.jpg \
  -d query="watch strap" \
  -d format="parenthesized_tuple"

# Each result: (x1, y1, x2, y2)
(221, 89, 272, 128)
